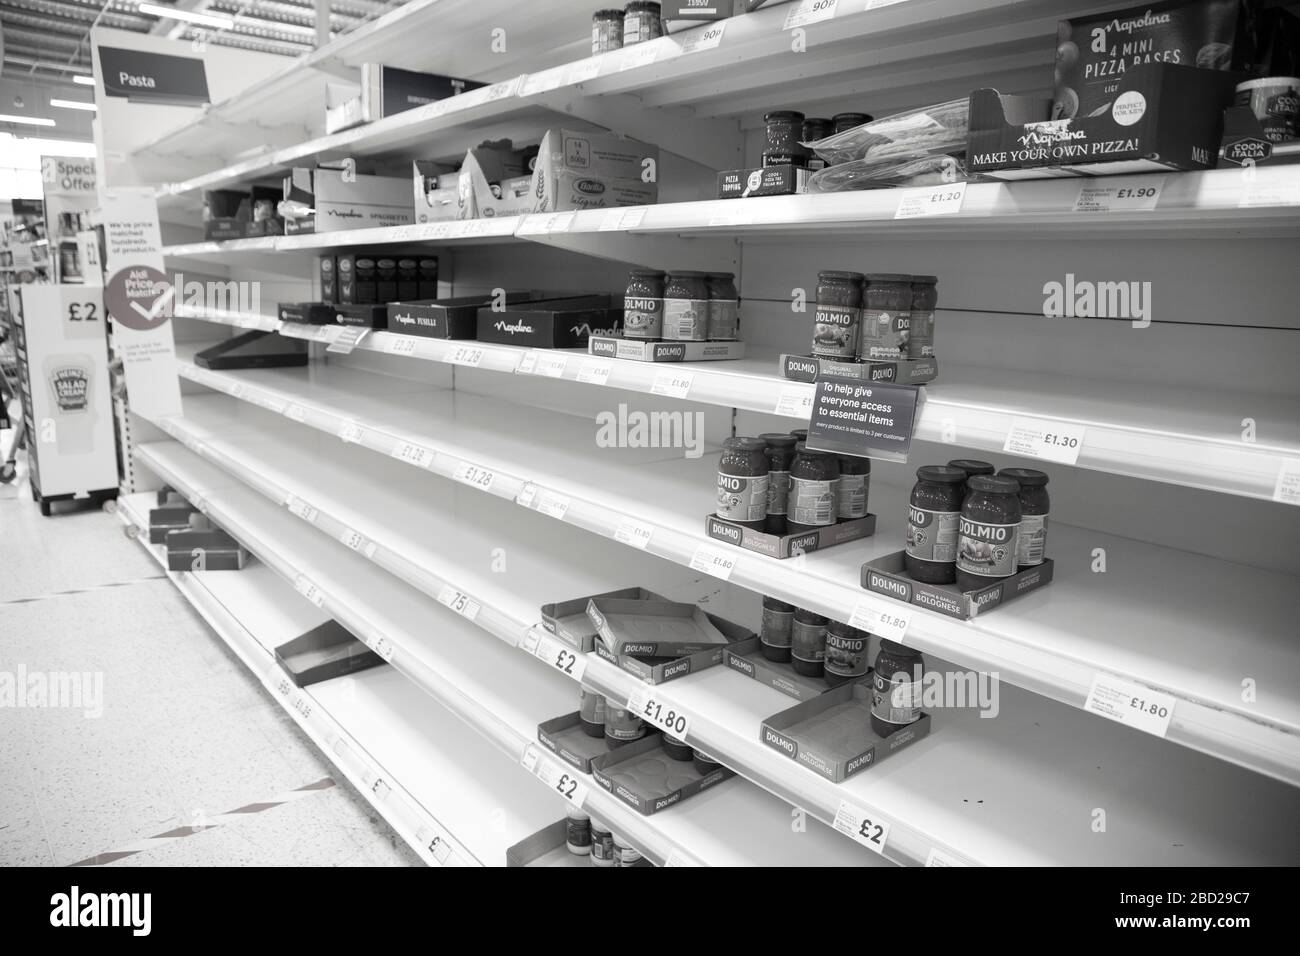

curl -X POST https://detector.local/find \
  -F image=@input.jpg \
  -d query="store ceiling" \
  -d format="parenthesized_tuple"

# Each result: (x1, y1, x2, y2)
(0, 0, 405, 85)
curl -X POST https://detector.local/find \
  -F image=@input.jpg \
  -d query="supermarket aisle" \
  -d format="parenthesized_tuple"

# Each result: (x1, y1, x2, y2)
(0, 473, 421, 867)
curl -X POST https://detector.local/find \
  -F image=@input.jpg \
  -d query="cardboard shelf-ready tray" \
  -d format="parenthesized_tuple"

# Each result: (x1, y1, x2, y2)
(723, 635, 836, 702)
(862, 550, 1054, 620)
(165, 528, 248, 571)
(592, 612, 753, 685)
(541, 586, 670, 653)
(781, 353, 938, 386)
(274, 620, 385, 688)
(586, 597, 733, 658)
(761, 679, 929, 783)
(590, 734, 734, 816)
(589, 335, 746, 362)
(506, 820, 591, 867)
(706, 512, 876, 559)
(538, 711, 614, 773)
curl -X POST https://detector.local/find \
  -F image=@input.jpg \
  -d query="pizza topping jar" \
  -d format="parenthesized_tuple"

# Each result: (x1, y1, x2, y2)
(707, 272, 739, 341)
(716, 437, 769, 530)
(763, 110, 807, 167)
(663, 271, 709, 341)
(836, 454, 871, 521)
(859, 273, 913, 361)
(791, 608, 828, 678)
(592, 9, 624, 54)
(802, 117, 833, 169)
(948, 458, 995, 501)
(824, 620, 870, 686)
(759, 433, 798, 533)
(955, 475, 1022, 592)
(760, 595, 796, 663)
(622, 1, 663, 45)
(904, 465, 966, 584)
(812, 270, 864, 360)
(871, 640, 924, 738)
(787, 443, 840, 534)
(624, 269, 665, 339)
(1000, 468, 1050, 567)
(908, 275, 938, 359)
(832, 112, 873, 134)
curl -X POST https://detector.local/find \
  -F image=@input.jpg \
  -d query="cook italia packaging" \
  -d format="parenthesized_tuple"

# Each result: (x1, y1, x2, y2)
(1219, 78, 1300, 167)
(475, 295, 623, 348)
(530, 128, 659, 213)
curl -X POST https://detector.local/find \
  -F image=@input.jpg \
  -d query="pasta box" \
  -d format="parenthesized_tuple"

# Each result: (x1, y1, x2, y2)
(387, 292, 540, 339)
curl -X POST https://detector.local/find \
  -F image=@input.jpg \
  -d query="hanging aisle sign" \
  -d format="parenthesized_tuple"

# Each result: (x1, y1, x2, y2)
(102, 187, 182, 419)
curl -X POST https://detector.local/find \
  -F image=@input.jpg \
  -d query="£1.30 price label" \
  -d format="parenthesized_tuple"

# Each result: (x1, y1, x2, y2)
(833, 800, 891, 855)
(1003, 416, 1086, 465)
(627, 687, 690, 739)
(1084, 673, 1175, 738)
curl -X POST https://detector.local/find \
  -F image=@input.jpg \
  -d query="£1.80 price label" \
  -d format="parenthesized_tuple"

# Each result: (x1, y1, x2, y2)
(1084, 673, 1175, 738)
(628, 687, 690, 739)
(651, 370, 693, 399)
(689, 544, 736, 581)
(834, 800, 891, 855)
(849, 601, 912, 642)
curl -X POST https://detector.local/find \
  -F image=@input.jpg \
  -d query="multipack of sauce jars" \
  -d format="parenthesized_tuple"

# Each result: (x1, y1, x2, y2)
(905, 459, 1051, 589)
(625, 268, 739, 342)
(811, 272, 938, 362)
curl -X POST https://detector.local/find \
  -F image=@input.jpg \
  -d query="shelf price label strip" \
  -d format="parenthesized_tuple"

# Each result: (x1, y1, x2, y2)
(627, 685, 691, 740)
(1084, 673, 1175, 738)
(521, 744, 589, 809)
(520, 629, 588, 682)
(1003, 416, 1086, 466)
(833, 799, 892, 856)
(849, 600, 912, 642)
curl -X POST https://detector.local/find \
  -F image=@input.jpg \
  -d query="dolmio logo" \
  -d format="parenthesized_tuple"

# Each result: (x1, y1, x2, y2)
(764, 727, 796, 756)
(729, 656, 755, 676)
(869, 572, 910, 601)
(846, 750, 876, 775)
(709, 520, 742, 544)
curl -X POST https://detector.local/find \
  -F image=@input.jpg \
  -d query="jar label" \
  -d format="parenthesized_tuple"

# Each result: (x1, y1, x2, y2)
(860, 309, 910, 359)
(663, 298, 708, 341)
(909, 309, 935, 358)
(1017, 513, 1049, 567)
(837, 473, 870, 519)
(623, 296, 662, 338)
(604, 707, 645, 740)
(956, 518, 1020, 577)
(906, 506, 959, 562)
(811, 304, 859, 358)
(717, 471, 769, 522)
(760, 607, 794, 647)
(825, 630, 869, 678)
(872, 671, 921, 726)
(767, 469, 791, 515)
(789, 477, 836, 526)
(708, 299, 739, 340)
(791, 620, 826, 661)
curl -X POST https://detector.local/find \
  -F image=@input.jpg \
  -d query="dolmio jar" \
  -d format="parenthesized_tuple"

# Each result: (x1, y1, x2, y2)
(716, 437, 769, 530)
(908, 275, 938, 359)
(836, 454, 871, 521)
(663, 271, 709, 341)
(786, 443, 839, 534)
(759, 433, 798, 535)
(859, 273, 913, 361)
(955, 475, 1022, 592)
(813, 271, 863, 360)
(760, 595, 795, 663)
(905, 465, 966, 584)
(707, 272, 739, 341)
(624, 269, 665, 339)
(1000, 468, 1050, 567)
(824, 620, 870, 686)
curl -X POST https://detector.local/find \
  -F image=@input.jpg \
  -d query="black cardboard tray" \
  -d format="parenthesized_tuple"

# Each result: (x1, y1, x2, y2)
(781, 353, 938, 386)
(505, 821, 591, 867)
(590, 734, 734, 815)
(706, 512, 876, 559)
(194, 330, 308, 370)
(761, 679, 929, 783)
(723, 635, 837, 702)
(274, 620, 385, 688)
(278, 301, 336, 325)
(862, 550, 1054, 620)
(165, 529, 248, 571)
(586, 597, 733, 658)
(537, 711, 614, 773)
(541, 587, 671, 653)
(592, 611, 753, 685)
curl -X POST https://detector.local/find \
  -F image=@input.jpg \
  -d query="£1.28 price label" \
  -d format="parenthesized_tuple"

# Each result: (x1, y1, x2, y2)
(452, 461, 495, 492)
(1003, 416, 1086, 465)
(1084, 673, 1175, 738)
(391, 441, 435, 469)
(627, 687, 691, 739)
(446, 344, 484, 367)
(833, 800, 891, 855)
(386, 336, 416, 355)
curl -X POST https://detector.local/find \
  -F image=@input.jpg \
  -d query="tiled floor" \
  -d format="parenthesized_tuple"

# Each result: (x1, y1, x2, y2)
(0, 454, 421, 867)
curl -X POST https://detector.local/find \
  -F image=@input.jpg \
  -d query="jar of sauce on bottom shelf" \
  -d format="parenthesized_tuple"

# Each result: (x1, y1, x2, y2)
(824, 620, 870, 686)
(787, 443, 839, 535)
(836, 454, 871, 521)
(716, 437, 769, 530)
(624, 269, 665, 339)
(955, 475, 1022, 592)
(909, 275, 938, 359)
(591, 824, 615, 866)
(791, 608, 828, 678)
(692, 749, 723, 777)
(663, 271, 709, 342)
(905, 465, 966, 584)
(813, 270, 864, 361)
(860, 273, 913, 361)
(566, 807, 592, 855)
(706, 272, 739, 341)
(871, 640, 924, 738)
(1000, 468, 1050, 567)
(760, 595, 796, 662)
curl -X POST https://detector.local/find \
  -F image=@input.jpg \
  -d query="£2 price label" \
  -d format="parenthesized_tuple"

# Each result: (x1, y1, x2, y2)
(1003, 416, 1086, 465)
(1084, 673, 1175, 738)
(528, 631, 588, 682)
(833, 800, 891, 855)
(521, 745, 589, 808)
(628, 687, 690, 738)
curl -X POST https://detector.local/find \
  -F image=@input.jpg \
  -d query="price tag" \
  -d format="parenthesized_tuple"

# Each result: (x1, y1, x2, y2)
(286, 496, 318, 524)
(774, 384, 815, 418)
(849, 601, 912, 642)
(445, 344, 484, 367)
(651, 370, 693, 399)
(515, 351, 539, 375)
(338, 421, 365, 444)
(326, 326, 370, 354)
(598, 208, 628, 232)
(567, 59, 603, 85)
(437, 585, 481, 622)
(520, 66, 568, 96)
(515, 482, 539, 508)
(689, 544, 735, 581)
(1239, 181, 1300, 208)
(548, 211, 576, 233)
(678, 20, 726, 54)
(369, 635, 396, 663)
(536, 354, 568, 378)
(284, 403, 308, 423)
(619, 207, 646, 230)
(614, 520, 653, 550)
(483, 77, 518, 102)
(1003, 416, 1086, 465)
(663, 848, 700, 867)
(926, 847, 969, 867)
(229, 383, 245, 399)
(785, 0, 839, 29)
(516, 216, 551, 237)
(833, 800, 891, 855)
(535, 490, 570, 520)
(294, 575, 326, 608)
(528, 631, 588, 682)
(521, 745, 589, 809)
(894, 182, 967, 219)
(1274, 459, 1300, 505)
(339, 528, 367, 552)
(416, 826, 456, 865)
(452, 461, 495, 492)
(391, 441, 435, 469)
(865, 0, 910, 9)
(386, 336, 417, 355)
(1084, 674, 1175, 738)
(619, 40, 661, 71)
(237, 313, 265, 329)
(257, 394, 287, 415)
(627, 686, 691, 739)
(577, 362, 612, 385)
(1073, 176, 1164, 213)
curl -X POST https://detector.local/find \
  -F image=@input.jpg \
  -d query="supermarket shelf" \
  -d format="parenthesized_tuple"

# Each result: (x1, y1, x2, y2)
(164, 218, 524, 260)
(139, 397, 1300, 865)
(131, 440, 892, 867)
(168, 359, 1300, 786)
(176, 318, 1300, 503)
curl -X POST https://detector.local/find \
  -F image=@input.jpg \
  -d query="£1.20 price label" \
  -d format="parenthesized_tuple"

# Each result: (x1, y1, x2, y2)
(1003, 416, 1086, 465)
(833, 800, 891, 855)
(1084, 673, 1175, 738)
(627, 687, 690, 739)
(895, 181, 967, 219)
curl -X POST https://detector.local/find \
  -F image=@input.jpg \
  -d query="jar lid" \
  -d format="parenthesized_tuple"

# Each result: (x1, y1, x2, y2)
(819, 269, 865, 282)
(759, 432, 798, 448)
(1235, 76, 1300, 91)
(724, 436, 766, 452)
(833, 112, 872, 123)
(912, 274, 938, 284)
(948, 459, 995, 476)
(692, 749, 719, 762)
(827, 619, 865, 637)
(628, 268, 665, 277)
(707, 271, 734, 280)
(866, 272, 912, 283)
(789, 428, 808, 440)
(794, 441, 832, 457)
(878, 638, 921, 659)
(763, 110, 805, 122)
(916, 464, 967, 483)
(794, 607, 828, 624)
(969, 474, 1021, 495)
(565, 806, 590, 822)
(594, 9, 625, 17)
(838, 454, 872, 472)
(999, 467, 1049, 487)
(626, 1, 660, 10)
(669, 269, 708, 277)
(803, 116, 832, 126)
(763, 594, 795, 611)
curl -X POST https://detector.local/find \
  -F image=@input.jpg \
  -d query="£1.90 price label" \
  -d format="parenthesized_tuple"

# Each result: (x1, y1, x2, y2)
(848, 601, 912, 642)
(521, 745, 589, 808)
(452, 461, 495, 492)
(523, 630, 588, 682)
(391, 441, 435, 469)
(1003, 416, 1086, 466)
(437, 585, 481, 623)
(833, 800, 891, 855)
(1084, 673, 1175, 738)
(1073, 176, 1165, 213)
(627, 687, 690, 739)
(651, 370, 693, 399)
(689, 544, 736, 581)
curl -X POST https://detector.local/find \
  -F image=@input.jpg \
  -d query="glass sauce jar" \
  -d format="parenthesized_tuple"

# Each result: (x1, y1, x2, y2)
(622, 1, 662, 45)
(592, 9, 624, 54)
(1000, 468, 1050, 567)
(955, 475, 1022, 592)
(763, 110, 808, 167)
(905, 465, 966, 584)
(624, 269, 665, 339)
(791, 608, 828, 678)
(803, 117, 833, 170)
(787, 443, 840, 534)
(832, 112, 873, 134)
(909, 275, 938, 359)
(707, 272, 739, 340)
(825, 620, 870, 686)
(871, 640, 924, 738)
(860, 273, 913, 361)
(813, 270, 864, 360)
(759, 433, 797, 535)
(760, 595, 796, 663)
(716, 437, 769, 530)
(663, 271, 709, 341)
(836, 454, 871, 521)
